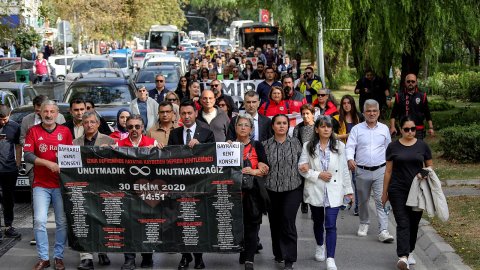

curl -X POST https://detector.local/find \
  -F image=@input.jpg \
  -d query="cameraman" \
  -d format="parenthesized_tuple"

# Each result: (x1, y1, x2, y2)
(296, 66, 322, 103)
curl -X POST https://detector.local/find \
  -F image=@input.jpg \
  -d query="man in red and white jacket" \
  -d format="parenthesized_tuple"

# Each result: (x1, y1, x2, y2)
(32, 52, 51, 83)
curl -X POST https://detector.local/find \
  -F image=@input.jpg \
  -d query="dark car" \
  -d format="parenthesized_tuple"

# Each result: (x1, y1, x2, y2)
(62, 76, 137, 128)
(0, 57, 29, 67)
(0, 61, 34, 82)
(0, 82, 38, 106)
(133, 66, 180, 92)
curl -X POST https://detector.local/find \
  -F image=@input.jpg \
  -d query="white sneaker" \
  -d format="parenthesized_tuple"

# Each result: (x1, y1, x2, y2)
(378, 230, 394, 243)
(397, 257, 409, 270)
(408, 253, 416, 265)
(357, 224, 369, 237)
(314, 245, 325, 261)
(326, 258, 337, 270)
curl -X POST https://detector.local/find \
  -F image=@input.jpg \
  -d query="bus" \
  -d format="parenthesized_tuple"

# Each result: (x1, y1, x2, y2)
(238, 22, 279, 49)
(229, 20, 254, 47)
(145, 25, 180, 51)
(189, 31, 206, 42)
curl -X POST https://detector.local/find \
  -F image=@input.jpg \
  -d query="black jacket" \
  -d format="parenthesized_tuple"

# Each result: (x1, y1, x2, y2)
(226, 114, 272, 142)
(168, 121, 215, 145)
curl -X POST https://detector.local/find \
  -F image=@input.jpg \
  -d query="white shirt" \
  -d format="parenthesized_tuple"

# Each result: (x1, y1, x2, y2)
(34, 114, 42, 125)
(252, 113, 259, 140)
(202, 109, 217, 124)
(183, 123, 197, 145)
(73, 125, 84, 139)
(346, 121, 391, 167)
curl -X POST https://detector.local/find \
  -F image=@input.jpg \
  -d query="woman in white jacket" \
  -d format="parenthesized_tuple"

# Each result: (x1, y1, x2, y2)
(298, 115, 353, 270)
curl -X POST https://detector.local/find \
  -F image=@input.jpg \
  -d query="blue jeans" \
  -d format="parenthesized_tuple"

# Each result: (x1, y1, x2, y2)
(33, 187, 67, 261)
(310, 206, 340, 258)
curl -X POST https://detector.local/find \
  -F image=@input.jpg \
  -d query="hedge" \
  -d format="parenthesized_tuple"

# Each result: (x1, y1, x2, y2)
(425, 71, 480, 101)
(431, 107, 480, 130)
(440, 124, 480, 163)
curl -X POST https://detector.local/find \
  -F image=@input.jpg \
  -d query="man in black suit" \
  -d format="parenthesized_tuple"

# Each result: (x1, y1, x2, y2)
(227, 91, 272, 142)
(63, 98, 86, 139)
(168, 100, 214, 269)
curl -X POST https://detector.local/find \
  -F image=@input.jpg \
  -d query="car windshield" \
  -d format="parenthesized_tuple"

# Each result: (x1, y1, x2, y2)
(71, 60, 110, 73)
(145, 61, 179, 67)
(0, 86, 36, 105)
(136, 70, 179, 83)
(66, 84, 132, 105)
(134, 52, 148, 58)
(112, 57, 127, 68)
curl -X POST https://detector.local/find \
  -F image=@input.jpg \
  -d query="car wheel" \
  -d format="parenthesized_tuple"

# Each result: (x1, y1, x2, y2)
(57, 75, 65, 81)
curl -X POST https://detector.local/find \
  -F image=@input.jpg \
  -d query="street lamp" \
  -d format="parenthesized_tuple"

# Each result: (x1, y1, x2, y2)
(185, 15, 211, 39)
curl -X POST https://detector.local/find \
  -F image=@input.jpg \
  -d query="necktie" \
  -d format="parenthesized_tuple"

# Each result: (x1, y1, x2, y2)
(186, 129, 192, 144)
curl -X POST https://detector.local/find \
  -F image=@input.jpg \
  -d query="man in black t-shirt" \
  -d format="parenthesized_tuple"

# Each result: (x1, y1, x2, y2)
(0, 105, 22, 240)
(355, 69, 390, 113)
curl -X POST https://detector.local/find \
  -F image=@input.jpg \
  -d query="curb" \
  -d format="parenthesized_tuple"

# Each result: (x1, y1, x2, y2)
(416, 218, 472, 270)
(444, 179, 480, 186)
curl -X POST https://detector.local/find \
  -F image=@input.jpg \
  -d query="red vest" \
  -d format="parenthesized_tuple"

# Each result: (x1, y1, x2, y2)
(118, 135, 156, 147)
(34, 59, 48, 75)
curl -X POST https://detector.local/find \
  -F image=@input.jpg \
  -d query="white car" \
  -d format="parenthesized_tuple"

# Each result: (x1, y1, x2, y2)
(48, 55, 77, 81)
(143, 56, 186, 75)
(109, 53, 135, 77)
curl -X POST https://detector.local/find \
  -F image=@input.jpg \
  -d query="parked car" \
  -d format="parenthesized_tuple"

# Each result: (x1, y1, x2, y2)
(65, 55, 116, 83)
(133, 66, 181, 92)
(133, 49, 159, 69)
(63, 76, 137, 128)
(0, 82, 38, 106)
(0, 57, 29, 67)
(47, 54, 77, 81)
(0, 61, 34, 82)
(0, 90, 19, 110)
(83, 68, 127, 79)
(110, 53, 135, 77)
(143, 56, 186, 75)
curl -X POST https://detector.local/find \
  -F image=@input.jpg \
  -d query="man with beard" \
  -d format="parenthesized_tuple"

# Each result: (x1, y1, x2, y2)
(390, 73, 433, 139)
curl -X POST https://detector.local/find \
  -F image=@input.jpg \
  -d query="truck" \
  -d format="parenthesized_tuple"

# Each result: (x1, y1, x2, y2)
(145, 25, 180, 51)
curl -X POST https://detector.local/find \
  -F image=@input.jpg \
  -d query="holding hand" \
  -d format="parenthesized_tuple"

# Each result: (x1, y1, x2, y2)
(318, 171, 332, 182)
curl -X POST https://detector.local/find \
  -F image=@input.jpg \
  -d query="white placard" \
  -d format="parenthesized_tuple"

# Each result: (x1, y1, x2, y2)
(58, 145, 82, 168)
(216, 142, 241, 167)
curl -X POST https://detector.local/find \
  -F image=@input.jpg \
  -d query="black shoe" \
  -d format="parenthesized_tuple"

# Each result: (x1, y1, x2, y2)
(178, 254, 193, 269)
(274, 257, 284, 264)
(301, 203, 308, 214)
(239, 252, 246, 264)
(140, 256, 153, 268)
(30, 237, 36, 245)
(244, 261, 254, 270)
(98, 254, 110, 265)
(353, 208, 359, 216)
(120, 258, 136, 270)
(4, 227, 21, 239)
(255, 243, 263, 253)
(284, 261, 294, 270)
(194, 257, 205, 269)
(77, 259, 94, 270)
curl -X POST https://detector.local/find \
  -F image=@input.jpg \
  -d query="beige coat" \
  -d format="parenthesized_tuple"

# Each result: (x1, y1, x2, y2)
(73, 133, 115, 146)
(406, 168, 449, 222)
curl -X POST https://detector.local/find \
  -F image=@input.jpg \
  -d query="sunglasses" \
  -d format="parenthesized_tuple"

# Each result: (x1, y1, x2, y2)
(137, 89, 147, 92)
(155, 80, 164, 82)
(305, 72, 312, 75)
(167, 98, 178, 102)
(127, 124, 142, 130)
(403, 127, 416, 132)
(211, 84, 220, 87)
(406, 80, 416, 83)
(318, 94, 328, 97)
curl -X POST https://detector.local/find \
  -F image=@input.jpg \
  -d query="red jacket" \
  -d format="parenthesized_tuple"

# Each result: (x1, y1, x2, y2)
(118, 135, 156, 147)
(258, 99, 292, 117)
(312, 100, 338, 116)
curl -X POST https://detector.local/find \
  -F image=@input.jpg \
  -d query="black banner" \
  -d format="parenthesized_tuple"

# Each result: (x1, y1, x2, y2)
(59, 143, 244, 253)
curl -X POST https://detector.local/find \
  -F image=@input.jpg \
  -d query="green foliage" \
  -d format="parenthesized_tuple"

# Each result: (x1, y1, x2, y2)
(433, 63, 480, 75)
(14, 27, 42, 58)
(428, 99, 455, 112)
(329, 68, 357, 89)
(425, 72, 480, 101)
(431, 107, 480, 131)
(440, 124, 480, 163)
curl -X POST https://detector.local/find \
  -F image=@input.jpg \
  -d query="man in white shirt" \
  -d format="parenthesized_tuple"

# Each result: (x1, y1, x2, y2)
(346, 99, 394, 243)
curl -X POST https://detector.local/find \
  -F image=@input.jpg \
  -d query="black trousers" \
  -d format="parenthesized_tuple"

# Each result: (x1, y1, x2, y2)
(389, 188, 423, 257)
(241, 222, 260, 262)
(0, 171, 17, 227)
(267, 187, 302, 263)
(124, 253, 152, 260)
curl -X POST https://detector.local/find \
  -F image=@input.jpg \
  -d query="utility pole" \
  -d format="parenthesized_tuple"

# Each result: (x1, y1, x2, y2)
(316, 10, 326, 87)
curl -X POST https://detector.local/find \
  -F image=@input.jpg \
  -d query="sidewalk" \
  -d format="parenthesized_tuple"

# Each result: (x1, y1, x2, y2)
(0, 199, 462, 270)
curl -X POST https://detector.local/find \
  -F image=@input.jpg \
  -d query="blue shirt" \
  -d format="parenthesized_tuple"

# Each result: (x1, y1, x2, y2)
(137, 100, 148, 128)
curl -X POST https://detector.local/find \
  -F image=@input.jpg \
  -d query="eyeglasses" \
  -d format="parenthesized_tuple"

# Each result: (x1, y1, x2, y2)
(403, 127, 416, 132)
(127, 124, 142, 130)
(83, 120, 98, 125)
(155, 80, 164, 83)
(406, 80, 416, 84)
(233, 70, 239, 73)
(137, 89, 147, 92)
(236, 123, 251, 128)
(318, 94, 328, 97)
(166, 98, 178, 102)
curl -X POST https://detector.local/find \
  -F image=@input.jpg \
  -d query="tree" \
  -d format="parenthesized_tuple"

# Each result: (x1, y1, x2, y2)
(14, 26, 42, 57)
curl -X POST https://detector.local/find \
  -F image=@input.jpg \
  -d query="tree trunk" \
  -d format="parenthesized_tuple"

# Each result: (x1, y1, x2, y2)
(350, 0, 369, 77)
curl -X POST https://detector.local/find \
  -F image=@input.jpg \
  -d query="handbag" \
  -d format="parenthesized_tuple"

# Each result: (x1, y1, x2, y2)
(242, 142, 255, 190)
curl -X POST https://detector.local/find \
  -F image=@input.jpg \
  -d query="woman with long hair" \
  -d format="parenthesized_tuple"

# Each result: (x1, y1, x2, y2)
(241, 60, 254, 80)
(175, 76, 190, 101)
(262, 114, 303, 270)
(200, 67, 210, 82)
(312, 88, 338, 117)
(334, 95, 364, 215)
(298, 116, 353, 270)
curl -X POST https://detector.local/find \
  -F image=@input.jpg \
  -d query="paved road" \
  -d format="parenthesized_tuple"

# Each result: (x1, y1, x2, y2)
(0, 199, 437, 270)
